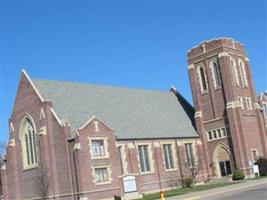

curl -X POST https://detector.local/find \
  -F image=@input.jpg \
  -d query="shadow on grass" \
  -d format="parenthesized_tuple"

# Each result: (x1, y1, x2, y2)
(134, 181, 242, 200)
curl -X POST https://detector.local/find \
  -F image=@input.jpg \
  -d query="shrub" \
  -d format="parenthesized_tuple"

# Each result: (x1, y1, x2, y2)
(232, 169, 245, 180)
(184, 176, 193, 187)
(255, 157, 267, 176)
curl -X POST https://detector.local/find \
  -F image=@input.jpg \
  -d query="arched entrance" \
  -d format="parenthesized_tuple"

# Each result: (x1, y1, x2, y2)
(213, 144, 233, 178)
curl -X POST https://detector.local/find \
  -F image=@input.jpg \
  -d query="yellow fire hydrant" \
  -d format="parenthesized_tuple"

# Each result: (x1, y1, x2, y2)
(160, 191, 166, 200)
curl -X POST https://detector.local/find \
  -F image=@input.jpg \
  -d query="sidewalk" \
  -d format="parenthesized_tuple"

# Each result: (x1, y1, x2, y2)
(162, 178, 267, 200)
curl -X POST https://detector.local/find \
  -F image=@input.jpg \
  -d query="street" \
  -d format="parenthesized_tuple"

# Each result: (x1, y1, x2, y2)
(202, 181, 267, 200)
(165, 178, 267, 200)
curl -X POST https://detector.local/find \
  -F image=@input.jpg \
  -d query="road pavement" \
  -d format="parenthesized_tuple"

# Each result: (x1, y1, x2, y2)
(165, 178, 267, 200)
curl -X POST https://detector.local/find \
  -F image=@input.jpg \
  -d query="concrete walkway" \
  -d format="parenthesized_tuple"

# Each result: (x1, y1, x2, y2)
(161, 178, 267, 200)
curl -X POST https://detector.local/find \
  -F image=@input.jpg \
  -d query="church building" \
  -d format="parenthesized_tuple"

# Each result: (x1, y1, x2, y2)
(1, 38, 267, 200)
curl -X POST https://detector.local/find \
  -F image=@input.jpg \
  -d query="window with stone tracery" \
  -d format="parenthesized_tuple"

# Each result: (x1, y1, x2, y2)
(197, 65, 208, 93)
(20, 116, 38, 169)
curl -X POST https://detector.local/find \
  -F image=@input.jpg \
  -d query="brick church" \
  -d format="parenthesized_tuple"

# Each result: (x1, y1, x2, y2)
(1, 38, 267, 200)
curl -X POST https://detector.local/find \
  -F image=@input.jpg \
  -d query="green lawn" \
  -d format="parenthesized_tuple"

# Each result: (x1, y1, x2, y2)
(134, 181, 242, 200)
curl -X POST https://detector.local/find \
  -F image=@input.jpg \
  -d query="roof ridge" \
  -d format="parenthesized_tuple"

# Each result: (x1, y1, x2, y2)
(32, 78, 172, 94)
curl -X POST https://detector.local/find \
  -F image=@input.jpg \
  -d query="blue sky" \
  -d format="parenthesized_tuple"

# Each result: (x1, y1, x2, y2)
(0, 0, 266, 143)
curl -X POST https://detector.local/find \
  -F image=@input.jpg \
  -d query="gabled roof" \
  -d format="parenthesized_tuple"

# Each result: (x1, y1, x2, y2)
(32, 78, 198, 139)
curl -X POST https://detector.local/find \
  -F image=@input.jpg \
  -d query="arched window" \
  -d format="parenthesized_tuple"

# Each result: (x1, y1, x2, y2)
(197, 65, 208, 93)
(230, 58, 239, 86)
(20, 115, 38, 168)
(239, 60, 248, 87)
(210, 61, 221, 88)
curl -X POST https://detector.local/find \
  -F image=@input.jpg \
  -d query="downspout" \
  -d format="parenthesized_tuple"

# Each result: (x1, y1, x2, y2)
(132, 141, 142, 193)
(175, 139, 184, 187)
(67, 137, 80, 200)
(153, 141, 162, 191)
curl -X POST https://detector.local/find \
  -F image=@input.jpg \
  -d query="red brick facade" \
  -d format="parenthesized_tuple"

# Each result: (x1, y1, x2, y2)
(1, 38, 266, 200)
(1, 72, 207, 200)
(188, 38, 267, 178)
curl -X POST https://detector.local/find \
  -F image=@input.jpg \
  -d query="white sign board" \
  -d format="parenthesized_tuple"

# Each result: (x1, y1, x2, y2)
(253, 164, 259, 174)
(123, 176, 137, 193)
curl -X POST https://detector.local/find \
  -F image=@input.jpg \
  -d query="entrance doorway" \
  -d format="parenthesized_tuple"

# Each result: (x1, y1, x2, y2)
(219, 160, 232, 177)
(213, 144, 233, 178)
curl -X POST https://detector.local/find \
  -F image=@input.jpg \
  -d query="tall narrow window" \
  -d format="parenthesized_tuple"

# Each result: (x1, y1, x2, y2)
(118, 146, 124, 174)
(239, 60, 248, 87)
(185, 143, 195, 168)
(95, 167, 109, 183)
(20, 116, 38, 168)
(245, 97, 253, 110)
(230, 58, 239, 86)
(211, 61, 221, 88)
(163, 144, 174, 170)
(237, 96, 244, 110)
(138, 145, 151, 173)
(91, 140, 105, 157)
(197, 65, 208, 93)
(221, 127, 227, 137)
(208, 131, 212, 140)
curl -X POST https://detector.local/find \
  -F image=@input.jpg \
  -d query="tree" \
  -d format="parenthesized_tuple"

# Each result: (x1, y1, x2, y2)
(183, 150, 203, 187)
(0, 140, 6, 199)
(166, 172, 182, 188)
(35, 167, 50, 200)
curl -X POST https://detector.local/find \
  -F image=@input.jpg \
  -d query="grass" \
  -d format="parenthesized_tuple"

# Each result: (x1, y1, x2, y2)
(134, 181, 242, 200)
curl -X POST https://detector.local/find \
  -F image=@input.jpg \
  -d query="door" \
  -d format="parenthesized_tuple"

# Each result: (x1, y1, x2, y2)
(219, 160, 232, 177)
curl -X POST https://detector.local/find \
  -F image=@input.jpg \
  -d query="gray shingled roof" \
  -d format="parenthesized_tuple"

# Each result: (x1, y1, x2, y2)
(32, 79, 198, 139)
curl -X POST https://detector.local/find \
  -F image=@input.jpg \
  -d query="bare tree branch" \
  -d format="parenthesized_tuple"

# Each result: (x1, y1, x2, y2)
(183, 151, 203, 187)
(34, 167, 50, 200)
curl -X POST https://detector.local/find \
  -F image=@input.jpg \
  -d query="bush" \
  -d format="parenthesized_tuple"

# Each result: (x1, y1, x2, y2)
(255, 157, 267, 176)
(184, 176, 193, 187)
(232, 169, 245, 180)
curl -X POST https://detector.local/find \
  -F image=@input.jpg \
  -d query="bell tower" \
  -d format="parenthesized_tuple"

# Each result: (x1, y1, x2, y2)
(187, 38, 267, 178)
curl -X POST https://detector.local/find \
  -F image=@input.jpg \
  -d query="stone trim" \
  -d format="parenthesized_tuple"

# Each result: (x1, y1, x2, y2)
(176, 140, 183, 146)
(22, 69, 45, 102)
(73, 143, 81, 150)
(153, 141, 161, 147)
(91, 164, 113, 185)
(254, 103, 261, 110)
(50, 108, 63, 126)
(9, 122, 14, 133)
(21, 187, 121, 200)
(250, 148, 259, 161)
(117, 144, 128, 175)
(218, 52, 230, 58)
(78, 115, 113, 131)
(135, 141, 155, 174)
(160, 141, 178, 171)
(196, 140, 203, 145)
(181, 139, 197, 167)
(226, 101, 238, 109)
(8, 138, 16, 147)
(1, 164, 6, 170)
(127, 142, 135, 149)
(194, 111, 202, 118)
(203, 117, 224, 124)
(39, 108, 46, 120)
(39, 126, 47, 136)
(88, 137, 110, 159)
(188, 64, 194, 69)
